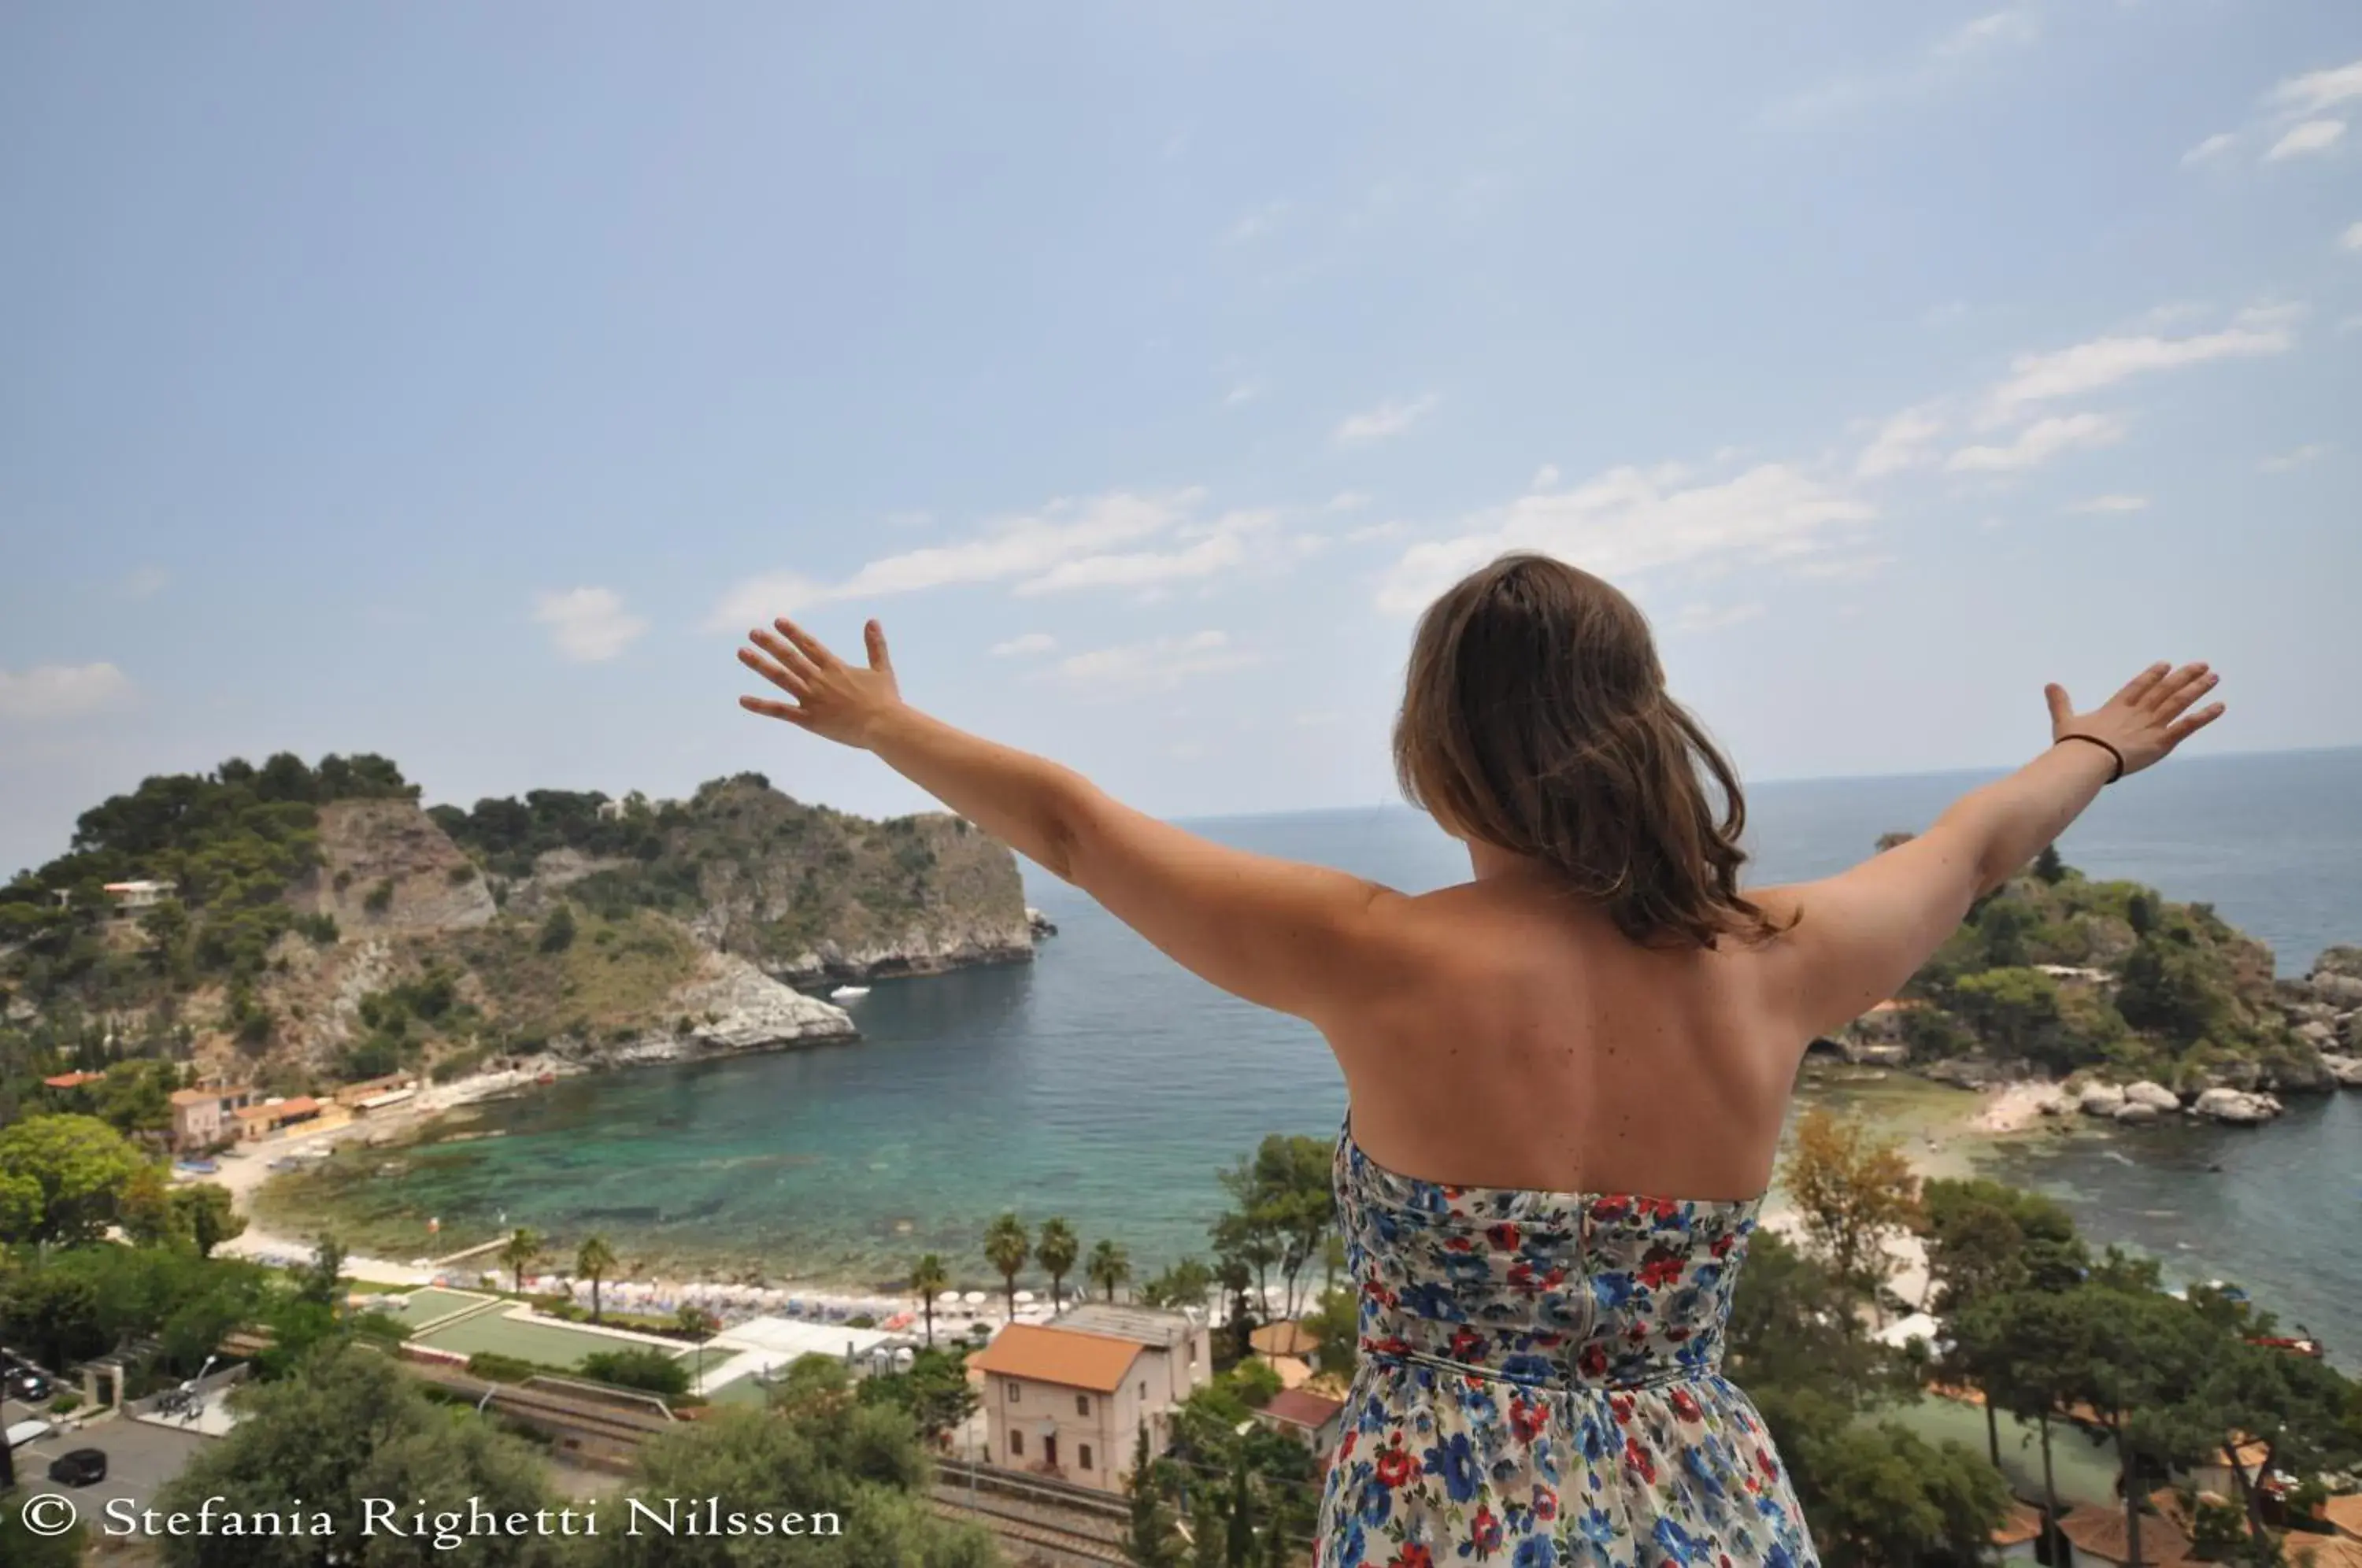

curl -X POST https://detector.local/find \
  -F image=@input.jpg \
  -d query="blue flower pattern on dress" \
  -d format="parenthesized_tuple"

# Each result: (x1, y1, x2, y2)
(1317, 1120, 1818, 1567)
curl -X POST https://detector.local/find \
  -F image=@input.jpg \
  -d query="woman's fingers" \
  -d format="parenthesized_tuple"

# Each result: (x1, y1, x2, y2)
(772, 616, 841, 671)
(2164, 702, 2225, 746)
(864, 619, 892, 675)
(2150, 666, 2216, 721)
(739, 694, 812, 726)
(2044, 683, 2073, 731)
(2112, 662, 2172, 709)
(748, 629, 821, 684)
(738, 645, 810, 697)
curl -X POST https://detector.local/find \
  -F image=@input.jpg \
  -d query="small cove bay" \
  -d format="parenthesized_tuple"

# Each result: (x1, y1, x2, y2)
(262, 747, 2362, 1356)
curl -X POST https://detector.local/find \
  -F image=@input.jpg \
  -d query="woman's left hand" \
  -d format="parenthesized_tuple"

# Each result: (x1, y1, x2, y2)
(738, 617, 904, 749)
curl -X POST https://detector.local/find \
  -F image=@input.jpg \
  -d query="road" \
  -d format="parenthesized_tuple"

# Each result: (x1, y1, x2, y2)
(9, 1414, 216, 1533)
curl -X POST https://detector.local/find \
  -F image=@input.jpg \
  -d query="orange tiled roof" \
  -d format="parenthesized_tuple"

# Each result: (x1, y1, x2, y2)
(1991, 1502, 2045, 1548)
(1261, 1389, 1345, 1430)
(2323, 1492, 2362, 1540)
(2057, 1502, 2192, 1566)
(43, 1071, 105, 1089)
(1249, 1320, 1321, 1358)
(966, 1325, 1142, 1393)
(2289, 1535, 2362, 1568)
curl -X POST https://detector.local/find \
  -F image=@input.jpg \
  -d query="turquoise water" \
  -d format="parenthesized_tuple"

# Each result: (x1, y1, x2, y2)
(268, 748, 2361, 1355)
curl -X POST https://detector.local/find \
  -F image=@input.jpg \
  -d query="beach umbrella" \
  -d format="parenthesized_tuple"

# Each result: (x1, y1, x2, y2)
(1013, 1290, 1035, 1305)
(936, 1289, 961, 1306)
(961, 1290, 986, 1306)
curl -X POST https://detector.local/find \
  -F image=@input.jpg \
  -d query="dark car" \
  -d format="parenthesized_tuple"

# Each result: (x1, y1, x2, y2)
(9, 1370, 53, 1401)
(47, 1448, 107, 1487)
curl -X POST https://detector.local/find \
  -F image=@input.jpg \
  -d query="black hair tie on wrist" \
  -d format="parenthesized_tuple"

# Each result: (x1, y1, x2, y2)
(2057, 733, 2126, 783)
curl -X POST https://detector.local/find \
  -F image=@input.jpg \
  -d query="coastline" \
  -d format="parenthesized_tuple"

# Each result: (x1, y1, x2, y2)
(216, 1060, 2027, 1320)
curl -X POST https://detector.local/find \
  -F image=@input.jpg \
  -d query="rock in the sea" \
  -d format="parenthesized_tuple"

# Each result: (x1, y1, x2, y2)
(1026, 906, 1059, 938)
(2321, 1052, 2362, 1089)
(2297, 1019, 2338, 1048)
(2112, 1102, 2163, 1126)
(2192, 1086, 2282, 1124)
(550, 952, 857, 1067)
(2123, 1080, 2181, 1113)
(2079, 1082, 2127, 1116)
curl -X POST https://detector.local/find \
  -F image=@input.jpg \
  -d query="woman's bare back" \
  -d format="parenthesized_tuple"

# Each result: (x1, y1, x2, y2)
(1321, 871, 1807, 1201)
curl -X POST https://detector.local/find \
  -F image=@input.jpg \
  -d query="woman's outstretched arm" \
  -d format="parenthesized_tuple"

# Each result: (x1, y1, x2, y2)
(736, 616, 1402, 1020)
(1757, 660, 2225, 1043)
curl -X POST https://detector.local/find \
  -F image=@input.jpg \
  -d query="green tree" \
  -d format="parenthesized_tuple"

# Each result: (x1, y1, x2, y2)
(983, 1212, 1030, 1322)
(538, 902, 577, 953)
(1224, 1450, 1255, 1568)
(0, 1264, 109, 1371)
(578, 1347, 691, 1399)
(1780, 1411, 2012, 1568)
(499, 1226, 541, 1295)
(1780, 1107, 1921, 1309)
(171, 1183, 247, 1257)
(910, 1252, 950, 1348)
(856, 1348, 980, 1446)
(1125, 1421, 1182, 1567)
(293, 1232, 346, 1307)
(1141, 1257, 1214, 1311)
(1037, 1218, 1079, 1313)
(152, 1342, 561, 1568)
(579, 1395, 998, 1567)
(2034, 843, 2068, 884)
(2060, 1278, 2224, 1568)
(1089, 1237, 1132, 1303)
(0, 1112, 150, 1243)
(576, 1235, 617, 1323)
(1949, 967, 2068, 1066)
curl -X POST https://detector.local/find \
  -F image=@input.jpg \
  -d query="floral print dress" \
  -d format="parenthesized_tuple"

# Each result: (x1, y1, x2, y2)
(1317, 1119, 1816, 1567)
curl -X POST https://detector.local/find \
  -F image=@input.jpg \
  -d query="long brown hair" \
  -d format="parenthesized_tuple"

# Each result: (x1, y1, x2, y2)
(1391, 552, 1786, 949)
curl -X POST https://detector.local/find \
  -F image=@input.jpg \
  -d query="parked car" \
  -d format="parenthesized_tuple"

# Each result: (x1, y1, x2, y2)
(8, 1369, 54, 1401)
(47, 1448, 108, 1487)
(4, 1417, 55, 1449)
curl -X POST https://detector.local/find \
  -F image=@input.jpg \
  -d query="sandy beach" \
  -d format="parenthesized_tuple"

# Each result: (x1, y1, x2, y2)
(199, 1062, 2035, 1327)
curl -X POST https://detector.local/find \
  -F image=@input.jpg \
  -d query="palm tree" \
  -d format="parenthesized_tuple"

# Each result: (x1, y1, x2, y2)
(576, 1235, 617, 1323)
(1038, 1218, 1079, 1314)
(676, 1304, 719, 1395)
(911, 1253, 950, 1348)
(498, 1227, 541, 1296)
(1087, 1238, 1131, 1303)
(984, 1212, 1031, 1323)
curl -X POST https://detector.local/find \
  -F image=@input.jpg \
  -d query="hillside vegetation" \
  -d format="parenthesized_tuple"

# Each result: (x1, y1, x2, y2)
(1856, 841, 2349, 1092)
(0, 754, 1029, 1119)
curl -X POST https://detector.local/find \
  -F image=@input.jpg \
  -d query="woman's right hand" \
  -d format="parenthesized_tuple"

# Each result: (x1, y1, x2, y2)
(2044, 662, 2224, 778)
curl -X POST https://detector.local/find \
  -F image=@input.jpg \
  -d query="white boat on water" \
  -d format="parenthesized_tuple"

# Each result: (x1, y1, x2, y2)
(830, 985, 870, 1000)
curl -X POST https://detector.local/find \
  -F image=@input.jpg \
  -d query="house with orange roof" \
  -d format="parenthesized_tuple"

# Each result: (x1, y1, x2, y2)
(43, 1070, 106, 1090)
(1254, 1387, 1346, 1459)
(1990, 1500, 2045, 1562)
(2055, 1497, 2194, 1566)
(2323, 1490, 2362, 1541)
(966, 1303, 1211, 1494)
(170, 1083, 260, 1152)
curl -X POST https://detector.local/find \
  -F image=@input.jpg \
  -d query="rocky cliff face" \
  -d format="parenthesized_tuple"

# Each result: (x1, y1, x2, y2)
(291, 800, 499, 932)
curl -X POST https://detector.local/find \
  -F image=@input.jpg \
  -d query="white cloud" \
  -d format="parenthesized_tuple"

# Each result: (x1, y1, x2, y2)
(990, 633, 1057, 657)
(1933, 7, 2039, 61)
(1768, 6, 2039, 124)
(2341, 314, 2362, 335)
(2181, 131, 2238, 166)
(1223, 382, 1261, 407)
(1326, 490, 1372, 512)
(1052, 630, 1261, 690)
(120, 566, 169, 601)
(2341, 221, 2362, 252)
(0, 662, 134, 721)
(1373, 461, 1874, 615)
(1853, 405, 1946, 479)
(2260, 443, 2329, 473)
(1015, 510, 1279, 596)
(1335, 395, 1438, 446)
(1982, 313, 2294, 420)
(1530, 464, 1561, 490)
(1947, 412, 2127, 473)
(1673, 602, 1766, 633)
(2266, 57, 2362, 118)
(2265, 120, 2347, 161)
(1222, 202, 1290, 245)
(532, 587, 647, 663)
(1788, 553, 1896, 582)
(2065, 494, 2150, 514)
(1345, 520, 1410, 544)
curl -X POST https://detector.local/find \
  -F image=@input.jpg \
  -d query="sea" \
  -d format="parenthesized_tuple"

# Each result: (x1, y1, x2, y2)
(263, 746, 2361, 1365)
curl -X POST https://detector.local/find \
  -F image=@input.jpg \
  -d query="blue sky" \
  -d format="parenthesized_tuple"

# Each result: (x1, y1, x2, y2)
(3, 2, 2357, 878)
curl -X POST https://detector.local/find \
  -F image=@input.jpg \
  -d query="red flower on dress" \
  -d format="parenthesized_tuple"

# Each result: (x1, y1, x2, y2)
(1471, 1506, 1503, 1552)
(1388, 1548, 1435, 1568)
(1339, 1429, 1359, 1463)
(1609, 1392, 1635, 1426)
(1449, 1326, 1488, 1361)
(1486, 1222, 1520, 1252)
(1623, 1435, 1658, 1485)
(1639, 1256, 1686, 1290)
(1531, 1486, 1560, 1523)
(1376, 1446, 1420, 1488)
(1669, 1387, 1704, 1423)
(1579, 1344, 1610, 1381)
(1509, 1396, 1548, 1442)
(1710, 1232, 1738, 1259)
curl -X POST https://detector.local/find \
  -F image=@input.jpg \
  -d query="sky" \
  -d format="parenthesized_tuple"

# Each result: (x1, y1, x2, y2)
(3, 2, 2358, 878)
